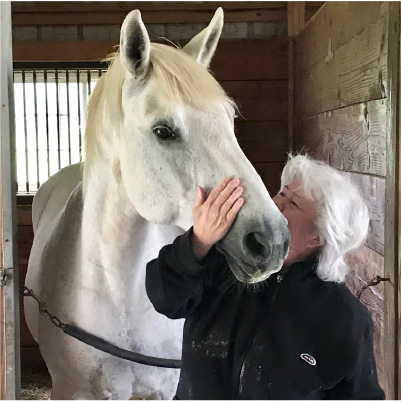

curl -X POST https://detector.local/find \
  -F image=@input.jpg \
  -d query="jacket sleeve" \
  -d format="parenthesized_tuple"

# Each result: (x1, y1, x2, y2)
(324, 308, 385, 400)
(145, 228, 224, 320)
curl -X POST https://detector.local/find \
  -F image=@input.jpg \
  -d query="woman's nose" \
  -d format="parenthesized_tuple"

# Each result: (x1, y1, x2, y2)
(273, 197, 284, 213)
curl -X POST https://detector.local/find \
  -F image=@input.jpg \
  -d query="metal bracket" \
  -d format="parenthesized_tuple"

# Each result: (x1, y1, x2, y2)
(0, 268, 8, 287)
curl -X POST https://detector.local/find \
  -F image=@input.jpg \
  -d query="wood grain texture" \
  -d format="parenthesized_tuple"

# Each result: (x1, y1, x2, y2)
(384, 3, 400, 398)
(287, 2, 305, 37)
(210, 39, 288, 81)
(18, 225, 33, 267)
(345, 269, 384, 389)
(345, 246, 385, 293)
(222, 80, 288, 121)
(297, 1, 388, 74)
(296, 15, 388, 119)
(17, 206, 32, 226)
(253, 162, 284, 196)
(343, 172, 384, 256)
(11, 1, 323, 25)
(295, 99, 387, 176)
(236, 121, 288, 163)
(13, 39, 289, 82)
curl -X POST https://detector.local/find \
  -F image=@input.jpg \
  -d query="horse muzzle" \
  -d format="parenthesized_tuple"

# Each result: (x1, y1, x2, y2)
(216, 216, 290, 284)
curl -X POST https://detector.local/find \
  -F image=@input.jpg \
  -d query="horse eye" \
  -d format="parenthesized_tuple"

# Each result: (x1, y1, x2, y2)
(153, 125, 176, 141)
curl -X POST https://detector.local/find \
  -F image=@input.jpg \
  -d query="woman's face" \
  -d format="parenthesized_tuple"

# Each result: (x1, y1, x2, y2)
(272, 180, 321, 267)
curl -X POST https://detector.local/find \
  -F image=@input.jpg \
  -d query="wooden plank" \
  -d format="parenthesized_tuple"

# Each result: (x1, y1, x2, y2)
(211, 39, 288, 81)
(345, 269, 384, 389)
(345, 246, 385, 291)
(10, 1, 323, 26)
(296, 15, 388, 119)
(296, 99, 387, 176)
(288, 36, 295, 152)
(11, 1, 287, 13)
(343, 172, 384, 256)
(20, 347, 47, 374)
(19, 304, 36, 348)
(296, 2, 388, 75)
(12, 9, 287, 25)
(17, 206, 32, 226)
(12, 39, 289, 81)
(11, 2, 288, 25)
(385, 3, 401, 398)
(236, 121, 288, 163)
(222, 80, 288, 121)
(252, 162, 284, 196)
(287, 2, 305, 37)
(18, 225, 33, 267)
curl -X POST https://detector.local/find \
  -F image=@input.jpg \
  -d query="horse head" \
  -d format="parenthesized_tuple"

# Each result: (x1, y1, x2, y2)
(84, 8, 289, 283)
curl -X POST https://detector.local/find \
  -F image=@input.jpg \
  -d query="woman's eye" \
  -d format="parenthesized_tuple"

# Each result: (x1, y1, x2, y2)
(153, 125, 176, 141)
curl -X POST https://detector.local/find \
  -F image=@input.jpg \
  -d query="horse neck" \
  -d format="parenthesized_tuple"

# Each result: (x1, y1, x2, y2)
(82, 157, 151, 273)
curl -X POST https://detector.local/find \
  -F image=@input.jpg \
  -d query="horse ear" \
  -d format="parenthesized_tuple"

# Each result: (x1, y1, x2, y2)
(120, 10, 150, 79)
(183, 7, 224, 67)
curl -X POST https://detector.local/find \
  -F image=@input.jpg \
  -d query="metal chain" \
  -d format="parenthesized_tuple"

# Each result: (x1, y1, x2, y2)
(21, 286, 65, 329)
(356, 275, 390, 299)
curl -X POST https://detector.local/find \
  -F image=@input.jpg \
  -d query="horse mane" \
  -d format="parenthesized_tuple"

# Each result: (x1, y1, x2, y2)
(83, 43, 235, 191)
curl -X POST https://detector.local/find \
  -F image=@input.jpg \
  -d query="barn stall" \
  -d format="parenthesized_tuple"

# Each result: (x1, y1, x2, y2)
(0, 1, 399, 399)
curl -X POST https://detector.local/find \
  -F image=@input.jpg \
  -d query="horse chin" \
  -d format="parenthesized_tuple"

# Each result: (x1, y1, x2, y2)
(217, 248, 284, 284)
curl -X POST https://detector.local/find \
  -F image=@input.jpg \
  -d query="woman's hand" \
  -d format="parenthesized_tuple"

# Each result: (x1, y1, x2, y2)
(191, 177, 244, 260)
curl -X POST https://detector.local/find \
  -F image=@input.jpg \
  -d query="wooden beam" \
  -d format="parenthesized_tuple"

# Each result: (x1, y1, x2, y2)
(11, 1, 286, 13)
(296, 100, 387, 177)
(384, 2, 400, 399)
(296, 15, 388, 119)
(287, 1, 305, 37)
(287, 2, 305, 152)
(10, 1, 324, 26)
(296, 1, 387, 75)
(12, 39, 289, 81)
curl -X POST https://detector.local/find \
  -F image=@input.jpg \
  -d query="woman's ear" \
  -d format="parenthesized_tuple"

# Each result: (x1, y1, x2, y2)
(309, 232, 324, 249)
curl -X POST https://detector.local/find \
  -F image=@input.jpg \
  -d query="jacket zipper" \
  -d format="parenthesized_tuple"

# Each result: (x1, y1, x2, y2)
(237, 272, 286, 398)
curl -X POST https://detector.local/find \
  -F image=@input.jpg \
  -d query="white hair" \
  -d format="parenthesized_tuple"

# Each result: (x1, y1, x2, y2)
(280, 154, 370, 283)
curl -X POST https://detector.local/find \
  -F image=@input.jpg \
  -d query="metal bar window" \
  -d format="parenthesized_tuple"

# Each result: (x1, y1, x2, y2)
(13, 64, 107, 195)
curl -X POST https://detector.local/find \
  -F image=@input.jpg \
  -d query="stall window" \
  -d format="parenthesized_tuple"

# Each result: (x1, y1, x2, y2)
(13, 62, 107, 202)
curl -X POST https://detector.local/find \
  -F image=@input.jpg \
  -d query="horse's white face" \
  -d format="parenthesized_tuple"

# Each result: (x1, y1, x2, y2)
(117, 9, 289, 283)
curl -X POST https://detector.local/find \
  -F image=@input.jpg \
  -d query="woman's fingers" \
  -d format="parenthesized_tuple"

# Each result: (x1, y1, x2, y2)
(208, 177, 241, 209)
(226, 198, 244, 223)
(206, 177, 231, 205)
(220, 185, 243, 216)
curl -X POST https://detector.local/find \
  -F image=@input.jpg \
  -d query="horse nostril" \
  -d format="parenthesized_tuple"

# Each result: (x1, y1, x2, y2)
(245, 232, 272, 259)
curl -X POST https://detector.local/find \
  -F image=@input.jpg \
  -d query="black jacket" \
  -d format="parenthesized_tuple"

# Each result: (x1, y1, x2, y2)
(146, 229, 385, 400)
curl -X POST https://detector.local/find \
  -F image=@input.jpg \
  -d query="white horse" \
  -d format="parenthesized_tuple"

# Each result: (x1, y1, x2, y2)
(25, 8, 289, 400)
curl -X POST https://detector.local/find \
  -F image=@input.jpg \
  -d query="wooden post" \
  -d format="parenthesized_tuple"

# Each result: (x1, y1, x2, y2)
(287, 1, 305, 38)
(287, 2, 305, 153)
(0, 2, 20, 399)
(384, 2, 400, 399)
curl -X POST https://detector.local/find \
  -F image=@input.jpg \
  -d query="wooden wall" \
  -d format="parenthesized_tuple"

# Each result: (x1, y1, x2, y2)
(294, 1, 388, 389)
(14, 1, 323, 372)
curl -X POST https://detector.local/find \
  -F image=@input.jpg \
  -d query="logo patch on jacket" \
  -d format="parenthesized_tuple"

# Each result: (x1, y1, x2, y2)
(300, 353, 316, 366)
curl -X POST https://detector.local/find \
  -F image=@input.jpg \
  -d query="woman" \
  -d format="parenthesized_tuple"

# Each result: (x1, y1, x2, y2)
(145, 154, 384, 399)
